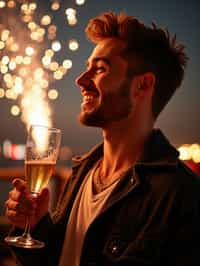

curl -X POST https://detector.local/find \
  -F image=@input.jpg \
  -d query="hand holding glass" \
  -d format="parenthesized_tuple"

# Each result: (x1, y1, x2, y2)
(5, 125, 61, 248)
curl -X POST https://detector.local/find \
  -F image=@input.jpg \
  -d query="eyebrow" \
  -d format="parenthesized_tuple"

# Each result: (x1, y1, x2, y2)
(86, 57, 111, 68)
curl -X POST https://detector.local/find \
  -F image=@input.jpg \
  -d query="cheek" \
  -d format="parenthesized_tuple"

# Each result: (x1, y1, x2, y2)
(97, 76, 125, 93)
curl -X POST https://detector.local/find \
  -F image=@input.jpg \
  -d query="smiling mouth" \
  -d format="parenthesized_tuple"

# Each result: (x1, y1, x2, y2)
(81, 92, 99, 111)
(83, 95, 97, 103)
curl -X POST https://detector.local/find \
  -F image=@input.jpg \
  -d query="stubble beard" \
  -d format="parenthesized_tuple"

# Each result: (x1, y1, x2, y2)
(78, 78, 133, 128)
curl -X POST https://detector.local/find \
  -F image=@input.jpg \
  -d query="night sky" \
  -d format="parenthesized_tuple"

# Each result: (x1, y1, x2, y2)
(0, 0, 199, 156)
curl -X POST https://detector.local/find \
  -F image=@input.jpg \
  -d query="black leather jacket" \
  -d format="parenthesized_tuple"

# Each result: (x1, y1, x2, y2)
(12, 129, 200, 266)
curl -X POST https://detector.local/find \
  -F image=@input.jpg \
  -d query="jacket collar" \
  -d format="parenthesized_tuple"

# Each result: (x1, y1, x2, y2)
(137, 128, 179, 168)
(72, 128, 179, 169)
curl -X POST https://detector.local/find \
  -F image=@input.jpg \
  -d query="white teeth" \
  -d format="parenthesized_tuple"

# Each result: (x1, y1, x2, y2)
(83, 95, 95, 103)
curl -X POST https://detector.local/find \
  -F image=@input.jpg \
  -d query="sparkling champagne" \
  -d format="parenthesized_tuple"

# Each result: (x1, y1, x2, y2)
(25, 160, 55, 194)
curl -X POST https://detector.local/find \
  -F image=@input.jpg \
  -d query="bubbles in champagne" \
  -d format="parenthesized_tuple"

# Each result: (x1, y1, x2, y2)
(25, 160, 55, 194)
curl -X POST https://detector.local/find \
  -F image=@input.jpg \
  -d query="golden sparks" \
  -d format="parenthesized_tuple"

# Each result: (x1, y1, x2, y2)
(0, 0, 86, 130)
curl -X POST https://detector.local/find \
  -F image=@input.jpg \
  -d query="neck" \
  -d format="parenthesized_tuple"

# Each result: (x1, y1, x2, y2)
(101, 116, 154, 179)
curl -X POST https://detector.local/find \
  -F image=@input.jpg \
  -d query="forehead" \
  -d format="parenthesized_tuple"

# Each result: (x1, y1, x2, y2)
(88, 38, 127, 64)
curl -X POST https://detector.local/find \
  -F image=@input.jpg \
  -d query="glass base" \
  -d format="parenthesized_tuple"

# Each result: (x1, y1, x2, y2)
(5, 235, 45, 249)
(4, 236, 18, 243)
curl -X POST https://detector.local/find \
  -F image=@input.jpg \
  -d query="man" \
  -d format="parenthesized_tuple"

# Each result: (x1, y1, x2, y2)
(5, 12, 200, 266)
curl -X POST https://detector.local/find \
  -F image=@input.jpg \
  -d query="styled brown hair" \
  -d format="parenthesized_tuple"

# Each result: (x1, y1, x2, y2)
(85, 12, 188, 118)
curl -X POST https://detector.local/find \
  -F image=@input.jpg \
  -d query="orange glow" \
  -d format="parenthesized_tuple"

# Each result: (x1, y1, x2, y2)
(45, 49, 54, 57)
(0, 88, 5, 98)
(53, 70, 63, 80)
(49, 61, 59, 71)
(28, 22, 37, 31)
(15, 55, 23, 64)
(51, 2, 60, 10)
(34, 68, 44, 79)
(41, 15, 51, 26)
(178, 144, 200, 163)
(1, 30, 10, 41)
(23, 56, 31, 65)
(7, 0, 16, 8)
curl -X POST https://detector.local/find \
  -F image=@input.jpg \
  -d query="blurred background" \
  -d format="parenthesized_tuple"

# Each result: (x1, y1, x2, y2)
(0, 0, 199, 209)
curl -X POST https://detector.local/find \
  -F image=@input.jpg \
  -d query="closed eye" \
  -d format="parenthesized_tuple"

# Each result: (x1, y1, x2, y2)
(95, 67, 106, 74)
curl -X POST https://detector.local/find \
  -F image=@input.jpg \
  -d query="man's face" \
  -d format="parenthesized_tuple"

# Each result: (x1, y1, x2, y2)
(76, 38, 133, 128)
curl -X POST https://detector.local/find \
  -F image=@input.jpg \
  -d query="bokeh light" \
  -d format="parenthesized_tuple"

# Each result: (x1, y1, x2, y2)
(68, 39, 79, 51)
(0, 41, 5, 49)
(51, 2, 60, 11)
(76, 0, 86, 5)
(10, 105, 20, 116)
(2, 56, 10, 65)
(7, 0, 16, 8)
(63, 59, 72, 69)
(178, 144, 200, 163)
(0, 1, 6, 8)
(41, 15, 51, 26)
(0, 88, 5, 98)
(65, 8, 77, 26)
(48, 89, 58, 100)
(52, 40, 61, 52)
(25, 46, 35, 56)
(65, 8, 76, 16)
(0, 0, 82, 134)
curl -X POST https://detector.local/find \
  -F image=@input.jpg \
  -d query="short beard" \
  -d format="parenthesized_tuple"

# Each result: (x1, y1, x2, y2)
(78, 78, 132, 127)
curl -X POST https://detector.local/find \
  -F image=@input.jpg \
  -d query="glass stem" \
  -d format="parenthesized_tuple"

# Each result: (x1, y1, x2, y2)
(22, 217, 32, 240)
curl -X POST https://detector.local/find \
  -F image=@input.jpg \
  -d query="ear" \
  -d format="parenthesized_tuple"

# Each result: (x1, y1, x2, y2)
(133, 72, 155, 98)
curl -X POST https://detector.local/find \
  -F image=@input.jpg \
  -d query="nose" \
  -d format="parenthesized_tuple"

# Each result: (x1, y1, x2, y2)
(75, 70, 91, 88)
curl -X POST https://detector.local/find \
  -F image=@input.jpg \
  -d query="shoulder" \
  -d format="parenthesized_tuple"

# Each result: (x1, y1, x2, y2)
(141, 160, 200, 205)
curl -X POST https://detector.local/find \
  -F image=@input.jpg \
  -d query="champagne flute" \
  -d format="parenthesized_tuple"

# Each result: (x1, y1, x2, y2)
(5, 125, 61, 249)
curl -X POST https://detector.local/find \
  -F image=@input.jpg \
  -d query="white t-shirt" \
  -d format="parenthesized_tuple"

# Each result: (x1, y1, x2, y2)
(59, 160, 120, 266)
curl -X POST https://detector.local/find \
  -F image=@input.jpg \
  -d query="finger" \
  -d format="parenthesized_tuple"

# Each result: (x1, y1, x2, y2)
(37, 188, 50, 203)
(9, 187, 29, 202)
(6, 208, 17, 220)
(6, 199, 35, 216)
(12, 178, 26, 192)
(8, 189, 22, 201)
(6, 209, 27, 229)
(5, 199, 19, 211)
